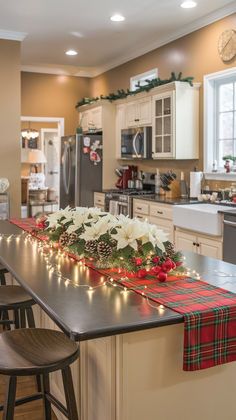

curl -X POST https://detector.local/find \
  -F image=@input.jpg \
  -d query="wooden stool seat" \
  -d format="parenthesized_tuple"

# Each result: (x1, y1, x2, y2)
(0, 328, 79, 375)
(0, 329, 79, 419)
(0, 286, 34, 309)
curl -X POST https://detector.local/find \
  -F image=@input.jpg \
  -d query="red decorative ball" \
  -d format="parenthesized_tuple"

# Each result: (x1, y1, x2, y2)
(137, 269, 147, 278)
(176, 261, 183, 267)
(134, 258, 143, 266)
(171, 261, 176, 270)
(158, 271, 167, 282)
(162, 259, 173, 272)
(152, 256, 160, 264)
(151, 265, 161, 275)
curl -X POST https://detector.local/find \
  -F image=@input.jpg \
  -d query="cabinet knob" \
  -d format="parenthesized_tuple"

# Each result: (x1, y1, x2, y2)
(193, 242, 196, 246)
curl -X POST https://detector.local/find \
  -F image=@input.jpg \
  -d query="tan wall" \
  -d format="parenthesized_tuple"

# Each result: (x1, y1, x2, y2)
(90, 14, 236, 183)
(0, 40, 21, 217)
(21, 72, 90, 135)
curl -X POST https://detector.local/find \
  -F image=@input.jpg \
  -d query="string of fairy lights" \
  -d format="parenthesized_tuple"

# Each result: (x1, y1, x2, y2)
(1, 231, 236, 313)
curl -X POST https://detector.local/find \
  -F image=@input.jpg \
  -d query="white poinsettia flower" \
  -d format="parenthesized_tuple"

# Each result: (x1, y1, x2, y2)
(80, 216, 113, 241)
(47, 207, 73, 228)
(140, 222, 168, 252)
(111, 220, 147, 251)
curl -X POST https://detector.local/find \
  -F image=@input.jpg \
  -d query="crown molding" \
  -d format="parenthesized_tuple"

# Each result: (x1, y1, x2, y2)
(0, 29, 27, 41)
(92, 2, 236, 76)
(21, 65, 94, 78)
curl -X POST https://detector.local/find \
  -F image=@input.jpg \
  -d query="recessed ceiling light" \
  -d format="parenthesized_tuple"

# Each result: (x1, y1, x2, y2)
(181, 1, 197, 8)
(110, 14, 125, 22)
(65, 49, 78, 56)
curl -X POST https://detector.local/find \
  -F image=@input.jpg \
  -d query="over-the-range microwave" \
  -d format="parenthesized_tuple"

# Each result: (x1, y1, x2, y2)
(120, 127, 152, 159)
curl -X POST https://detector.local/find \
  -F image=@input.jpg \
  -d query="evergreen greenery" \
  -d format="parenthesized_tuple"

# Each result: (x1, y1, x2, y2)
(75, 72, 194, 108)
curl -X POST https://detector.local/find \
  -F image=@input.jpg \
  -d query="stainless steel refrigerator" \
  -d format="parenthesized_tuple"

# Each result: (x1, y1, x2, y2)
(60, 133, 102, 208)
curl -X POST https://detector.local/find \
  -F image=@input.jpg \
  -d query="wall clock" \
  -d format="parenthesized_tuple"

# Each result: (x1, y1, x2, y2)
(218, 29, 236, 62)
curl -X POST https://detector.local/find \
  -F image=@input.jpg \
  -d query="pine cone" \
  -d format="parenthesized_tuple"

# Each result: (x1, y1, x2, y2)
(164, 242, 175, 258)
(59, 232, 69, 247)
(84, 240, 98, 255)
(97, 241, 112, 259)
(68, 232, 79, 246)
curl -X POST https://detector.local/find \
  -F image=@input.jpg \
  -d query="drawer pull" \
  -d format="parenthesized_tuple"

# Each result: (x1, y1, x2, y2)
(136, 216, 143, 219)
(137, 207, 142, 210)
(157, 211, 163, 215)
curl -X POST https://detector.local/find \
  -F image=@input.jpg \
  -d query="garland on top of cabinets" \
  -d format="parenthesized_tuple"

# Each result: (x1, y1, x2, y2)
(75, 72, 194, 109)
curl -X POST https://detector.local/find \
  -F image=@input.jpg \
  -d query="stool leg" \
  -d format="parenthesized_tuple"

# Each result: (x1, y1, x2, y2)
(13, 310, 20, 329)
(20, 308, 26, 328)
(0, 271, 6, 285)
(62, 366, 79, 420)
(26, 307, 35, 328)
(42, 374, 52, 420)
(3, 376, 17, 420)
(25, 306, 41, 392)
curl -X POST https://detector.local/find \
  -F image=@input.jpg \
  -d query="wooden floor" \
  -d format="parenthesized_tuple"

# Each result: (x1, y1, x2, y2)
(0, 375, 57, 419)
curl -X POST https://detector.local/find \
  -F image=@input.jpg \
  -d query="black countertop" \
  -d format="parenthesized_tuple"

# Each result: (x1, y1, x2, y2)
(1, 221, 236, 341)
(132, 195, 199, 205)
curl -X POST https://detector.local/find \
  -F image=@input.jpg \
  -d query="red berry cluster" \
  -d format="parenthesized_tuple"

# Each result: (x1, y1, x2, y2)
(135, 256, 177, 282)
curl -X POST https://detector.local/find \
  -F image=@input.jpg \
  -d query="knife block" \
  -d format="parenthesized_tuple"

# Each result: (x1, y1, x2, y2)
(165, 180, 181, 198)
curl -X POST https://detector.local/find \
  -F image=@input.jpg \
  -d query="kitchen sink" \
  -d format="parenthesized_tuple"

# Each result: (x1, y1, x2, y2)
(173, 203, 228, 236)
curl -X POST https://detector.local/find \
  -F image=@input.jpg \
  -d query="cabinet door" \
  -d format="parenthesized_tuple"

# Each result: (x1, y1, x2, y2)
(126, 102, 138, 127)
(152, 92, 175, 159)
(138, 98, 152, 126)
(90, 107, 102, 130)
(81, 111, 89, 132)
(149, 216, 174, 242)
(115, 104, 126, 158)
(197, 236, 222, 260)
(175, 230, 197, 253)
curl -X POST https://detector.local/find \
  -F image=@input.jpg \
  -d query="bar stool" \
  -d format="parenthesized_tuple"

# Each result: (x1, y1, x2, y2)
(0, 285, 36, 330)
(0, 328, 79, 420)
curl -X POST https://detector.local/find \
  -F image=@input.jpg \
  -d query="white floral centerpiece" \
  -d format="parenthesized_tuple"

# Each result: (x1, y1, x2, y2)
(37, 207, 183, 280)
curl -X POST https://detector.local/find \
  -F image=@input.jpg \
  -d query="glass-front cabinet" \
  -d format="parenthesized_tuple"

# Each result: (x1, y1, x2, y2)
(152, 92, 175, 159)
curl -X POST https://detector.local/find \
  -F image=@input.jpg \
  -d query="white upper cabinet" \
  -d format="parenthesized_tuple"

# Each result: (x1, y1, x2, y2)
(115, 104, 126, 159)
(152, 82, 199, 160)
(126, 97, 152, 128)
(80, 106, 102, 132)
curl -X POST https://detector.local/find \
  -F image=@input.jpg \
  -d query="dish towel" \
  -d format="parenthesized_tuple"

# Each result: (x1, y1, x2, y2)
(109, 200, 119, 216)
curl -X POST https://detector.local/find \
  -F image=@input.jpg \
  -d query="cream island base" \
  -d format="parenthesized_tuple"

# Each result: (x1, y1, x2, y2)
(38, 309, 235, 420)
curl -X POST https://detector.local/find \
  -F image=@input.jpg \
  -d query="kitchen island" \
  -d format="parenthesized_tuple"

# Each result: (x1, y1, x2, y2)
(0, 220, 236, 420)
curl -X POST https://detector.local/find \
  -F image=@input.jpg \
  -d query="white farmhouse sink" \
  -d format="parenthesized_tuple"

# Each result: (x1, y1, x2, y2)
(173, 204, 227, 236)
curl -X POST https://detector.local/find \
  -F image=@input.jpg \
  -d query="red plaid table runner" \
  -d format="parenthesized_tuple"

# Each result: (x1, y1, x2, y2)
(113, 275, 236, 371)
(10, 218, 236, 371)
(11, 218, 36, 232)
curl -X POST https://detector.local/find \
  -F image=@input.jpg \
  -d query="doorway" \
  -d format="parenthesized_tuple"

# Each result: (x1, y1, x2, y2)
(21, 116, 64, 216)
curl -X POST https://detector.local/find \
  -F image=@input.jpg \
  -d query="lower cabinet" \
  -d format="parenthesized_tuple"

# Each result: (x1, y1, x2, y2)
(175, 228, 223, 260)
(94, 192, 105, 211)
(133, 199, 174, 242)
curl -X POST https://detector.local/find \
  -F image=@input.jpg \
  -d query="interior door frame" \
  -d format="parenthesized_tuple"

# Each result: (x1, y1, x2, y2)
(21, 116, 65, 208)
(41, 128, 60, 197)
(21, 116, 64, 137)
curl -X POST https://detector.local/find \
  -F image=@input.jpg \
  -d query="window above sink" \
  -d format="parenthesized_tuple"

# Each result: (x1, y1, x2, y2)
(204, 67, 236, 180)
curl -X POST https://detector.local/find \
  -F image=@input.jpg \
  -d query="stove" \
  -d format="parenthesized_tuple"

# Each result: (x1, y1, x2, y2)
(104, 189, 154, 217)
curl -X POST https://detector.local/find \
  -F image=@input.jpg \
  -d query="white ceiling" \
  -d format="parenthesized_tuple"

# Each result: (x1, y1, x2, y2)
(0, 0, 235, 77)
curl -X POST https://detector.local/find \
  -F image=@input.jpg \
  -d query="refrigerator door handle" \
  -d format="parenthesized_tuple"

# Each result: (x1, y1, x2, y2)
(63, 143, 71, 195)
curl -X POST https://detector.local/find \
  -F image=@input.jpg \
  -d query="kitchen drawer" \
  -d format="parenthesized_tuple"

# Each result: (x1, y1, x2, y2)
(149, 216, 174, 241)
(133, 213, 149, 222)
(94, 192, 105, 207)
(150, 203, 173, 220)
(133, 200, 149, 215)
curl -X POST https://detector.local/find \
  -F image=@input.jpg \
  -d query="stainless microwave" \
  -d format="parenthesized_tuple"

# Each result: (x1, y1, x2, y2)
(121, 127, 152, 159)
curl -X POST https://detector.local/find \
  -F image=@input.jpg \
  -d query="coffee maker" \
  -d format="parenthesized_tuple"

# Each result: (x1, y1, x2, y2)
(115, 166, 137, 189)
